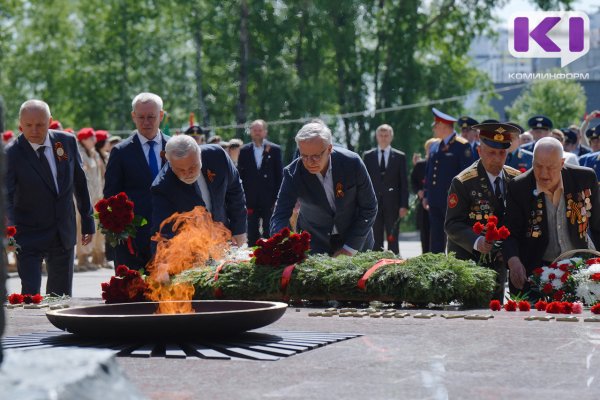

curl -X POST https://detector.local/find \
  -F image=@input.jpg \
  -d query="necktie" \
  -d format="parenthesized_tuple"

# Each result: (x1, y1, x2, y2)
(37, 147, 55, 191)
(147, 141, 159, 179)
(494, 177, 505, 214)
(380, 149, 386, 174)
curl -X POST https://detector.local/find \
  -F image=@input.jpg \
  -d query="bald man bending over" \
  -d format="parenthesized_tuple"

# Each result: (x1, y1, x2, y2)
(503, 137, 600, 296)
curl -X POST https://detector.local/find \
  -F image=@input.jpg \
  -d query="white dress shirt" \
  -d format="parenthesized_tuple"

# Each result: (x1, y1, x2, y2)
(378, 145, 391, 166)
(253, 142, 264, 169)
(29, 134, 59, 192)
(136, 131, 163, 166)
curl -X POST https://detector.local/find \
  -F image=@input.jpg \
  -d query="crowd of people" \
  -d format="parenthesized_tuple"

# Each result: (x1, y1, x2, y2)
(4, 92, 600, 302)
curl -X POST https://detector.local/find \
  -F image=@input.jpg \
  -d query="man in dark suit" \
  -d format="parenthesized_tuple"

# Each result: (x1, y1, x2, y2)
(459, 116, 480, 161)
(271, 122, 377, 256)
(151, 135, 247, 245)
(237, 119, 283, 246)
(363, 124, 408, 254)
(445, 123, 522, 301)
(424, 108, 474, 253)
(103, 92, 169, 270)
(504, 137, 600, 295)
(6, 100, 94, 295)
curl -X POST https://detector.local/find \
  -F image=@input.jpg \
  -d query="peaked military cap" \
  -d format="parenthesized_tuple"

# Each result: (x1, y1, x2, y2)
(528, 115, 553, 130)
(473, 122, 520, 149)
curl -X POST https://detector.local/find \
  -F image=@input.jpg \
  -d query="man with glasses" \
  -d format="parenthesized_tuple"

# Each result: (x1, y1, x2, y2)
(103, 92, 169, 270)
(270, 122, 377, 256)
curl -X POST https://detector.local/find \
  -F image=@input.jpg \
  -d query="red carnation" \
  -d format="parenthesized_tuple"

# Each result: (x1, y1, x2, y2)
(546, 301, 563, 313)
(487, 215, 499, 225)
(8, 293, 24, 304)
(497, 226, 510, 240)
(115, 265, 129, 277)
(542, 283, 553, 294)
(535, 300, 547, 311)
(591, 303, 600, 314)
(560, 273, 570, 283)
(485, 227, 499, 242)
(5, 226, 16, 238)
(586, 258, 600, 265)
(532, 267, 544, 276)
(504, 300, 517, 311)
(472, 222, 485, 235)
(561, 302, 573, 314)
(31, 294, 43, 304)
(280, 227, 291, 237)
(553, 290, 565, 301)
(518, 300, 531, 311)
(548, 273, 556, 280)
(246, 208, 254, 216)
(591, 273, 600, 282)
(489, 299, 501, 311)
(519, 167, 526, 173)
(387, 235, 396, 243)
(558, 264, 569, 272)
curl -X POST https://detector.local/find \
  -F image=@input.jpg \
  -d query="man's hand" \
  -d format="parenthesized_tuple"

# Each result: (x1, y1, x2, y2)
(417, 189, 424, 200)
(332, 248, 353, 257)
(422, 198, 429, 211)
(6, 245, 16, 253)
(231, 233, 247, 247)
(81, 234, 93, 246)
(399, 207, 408, 218)
(475, 237, 493, 254)
(507, 256, 527, 289)
(586, 110, 600, 122)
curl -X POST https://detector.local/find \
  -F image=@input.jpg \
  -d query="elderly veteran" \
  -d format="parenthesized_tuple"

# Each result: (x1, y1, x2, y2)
(444, 122, 521, 301)
(503, 137, 600, 295)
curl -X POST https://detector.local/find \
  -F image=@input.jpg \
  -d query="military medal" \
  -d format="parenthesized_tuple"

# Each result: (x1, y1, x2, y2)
(54, 142, 68, 161)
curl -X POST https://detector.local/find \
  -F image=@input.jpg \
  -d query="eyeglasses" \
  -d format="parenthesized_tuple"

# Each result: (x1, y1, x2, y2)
(300, 148, 328, 163)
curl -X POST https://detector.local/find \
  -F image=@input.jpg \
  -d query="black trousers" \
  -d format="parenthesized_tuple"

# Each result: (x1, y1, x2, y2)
(372, 203, 400, 255)
(247, 207, 273, 247)
(17, 234, 74, 296)
(428, 205, 447, 254)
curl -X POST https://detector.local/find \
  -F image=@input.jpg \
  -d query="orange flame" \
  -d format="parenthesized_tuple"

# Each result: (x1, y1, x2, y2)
(147, 206, 231, 313)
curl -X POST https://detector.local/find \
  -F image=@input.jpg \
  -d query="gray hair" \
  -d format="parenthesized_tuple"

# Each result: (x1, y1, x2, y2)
(131, 92, 163, 112)
(295, 122, 332, 145)
(19, 99, 51, 119)
(165, 135, 199, 160)
(376, 124, 394, 136)
(533, 137, 564, 160)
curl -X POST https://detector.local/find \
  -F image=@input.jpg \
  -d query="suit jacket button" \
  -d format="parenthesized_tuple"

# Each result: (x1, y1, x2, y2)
(264, 174, 268, 178)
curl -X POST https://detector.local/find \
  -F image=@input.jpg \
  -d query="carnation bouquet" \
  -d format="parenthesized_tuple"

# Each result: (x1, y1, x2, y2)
(471, 215, 510, 265)
(94, 192, 147, 251)
(101, 265, 148, 303)
(252, 227, 310, 267)
(571, 257, 600, 305)
(529, 257, 585, 302)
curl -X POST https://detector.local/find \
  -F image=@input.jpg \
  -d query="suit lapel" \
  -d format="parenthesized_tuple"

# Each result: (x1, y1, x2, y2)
(160, 133, 168, 168)
(331, 151, 344, 213)
(49, 132, 66, 193)
(19, 134, 56, 194)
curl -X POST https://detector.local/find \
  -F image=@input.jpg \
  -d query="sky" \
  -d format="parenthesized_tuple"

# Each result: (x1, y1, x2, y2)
(495, 0, 599, 24)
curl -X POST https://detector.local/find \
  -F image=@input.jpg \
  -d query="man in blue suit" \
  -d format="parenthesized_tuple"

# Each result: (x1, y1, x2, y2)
(151, 135, 247, 246)
(103, 92, 169, 270)
(424, 108, 474, 253)
(271, 122, 377, 256)
(237, 119, 283, 246)
(6, 100, 94, 295)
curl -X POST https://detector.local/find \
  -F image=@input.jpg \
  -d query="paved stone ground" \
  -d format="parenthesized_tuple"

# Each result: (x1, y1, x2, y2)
(4, 238, 600, 399)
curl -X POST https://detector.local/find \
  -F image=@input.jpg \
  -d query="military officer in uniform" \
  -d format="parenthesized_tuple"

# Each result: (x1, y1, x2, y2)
(445, 122, 522, 301)
(505, 122, 533, 171)
(185, 125, 206, 145)
(459, 116, 480, 161)
(521, 115, 552, 152)
(424, 108, 474, 253)
(578, 126, 600, 179)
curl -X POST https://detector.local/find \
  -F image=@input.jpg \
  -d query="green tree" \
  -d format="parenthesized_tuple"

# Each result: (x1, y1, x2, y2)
(505, 76, 587, 128)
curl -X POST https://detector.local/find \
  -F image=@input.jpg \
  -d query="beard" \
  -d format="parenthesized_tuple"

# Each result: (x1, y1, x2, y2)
(178, 173, 200, 185)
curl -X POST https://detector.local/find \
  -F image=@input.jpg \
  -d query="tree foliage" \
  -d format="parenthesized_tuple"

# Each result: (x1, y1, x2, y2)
(0, 0, 573, 162)
(505, 75, 587, 128)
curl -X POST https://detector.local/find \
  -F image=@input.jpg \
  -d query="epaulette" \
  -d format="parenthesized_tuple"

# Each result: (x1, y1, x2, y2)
(456, 164, 478, 182)
(503, 165, 521, 177)
(455, 136, 469, 145)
